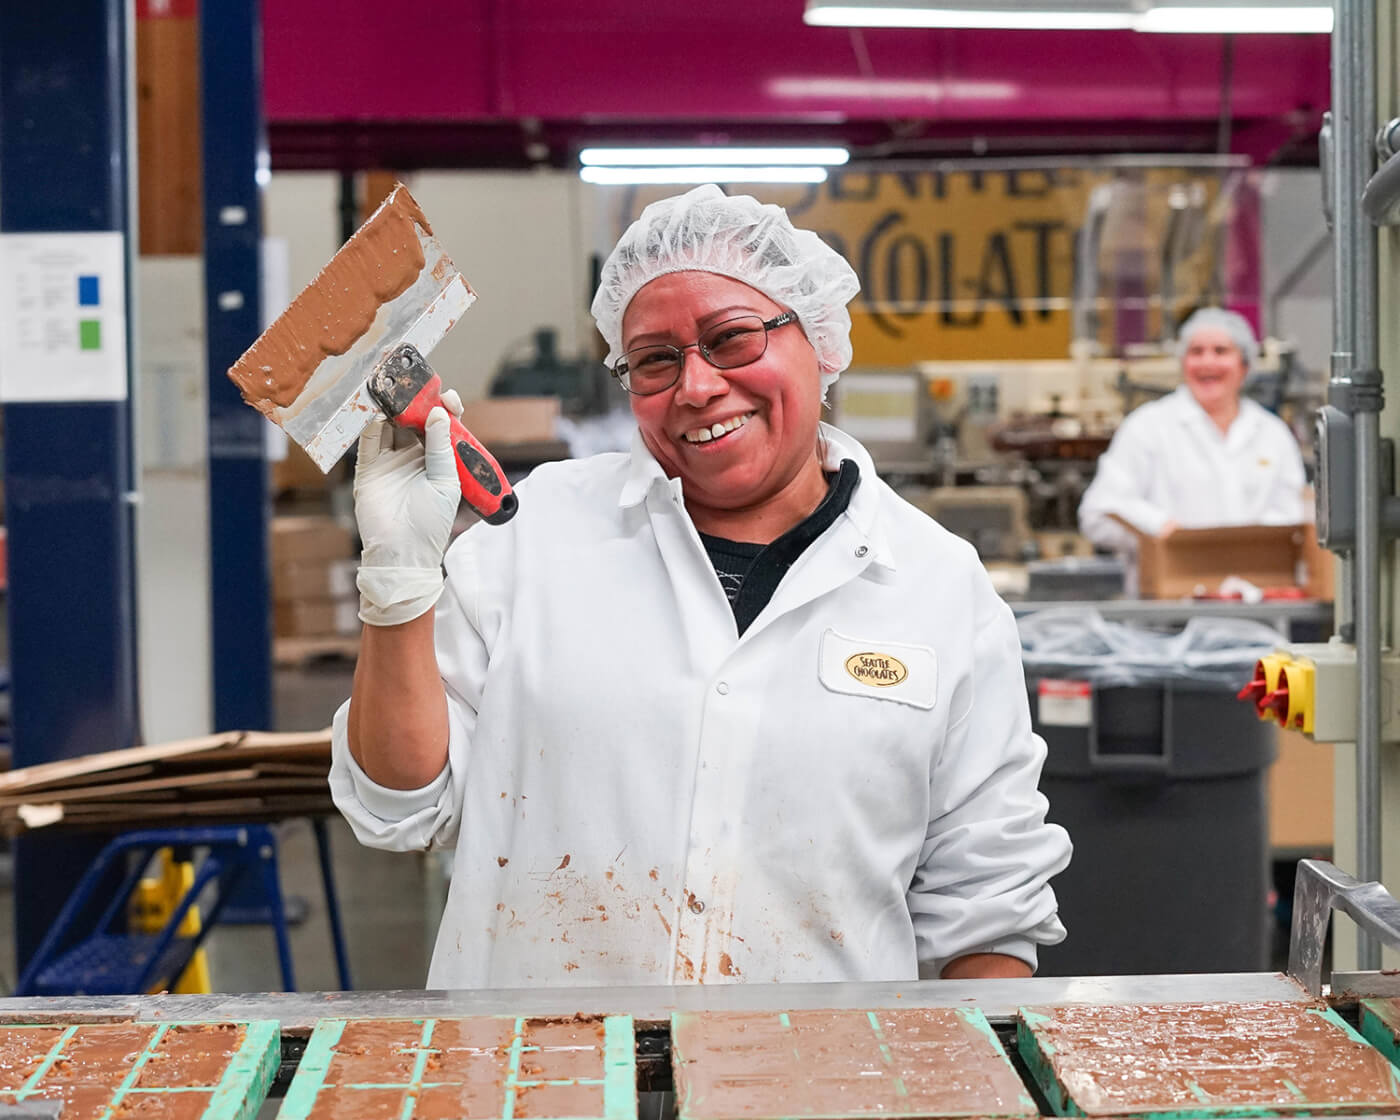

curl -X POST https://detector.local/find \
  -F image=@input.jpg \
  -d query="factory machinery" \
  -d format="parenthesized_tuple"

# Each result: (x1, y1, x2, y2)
(831, 153, 1318, 561)
(833, 339, 1313, 562)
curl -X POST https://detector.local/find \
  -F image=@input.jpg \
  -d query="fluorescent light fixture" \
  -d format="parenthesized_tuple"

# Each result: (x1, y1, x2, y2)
(580, 166, 830, 186)
(580, 147, 849, 167)
(804, 0, 1333, 32)
(1136, 3, 1332, 31)
(804, 1, 1138, 28)
(768, 77, 1019, 102)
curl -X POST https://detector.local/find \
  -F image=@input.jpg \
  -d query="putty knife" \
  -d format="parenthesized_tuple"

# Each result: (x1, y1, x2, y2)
(227, 184, 517, 524)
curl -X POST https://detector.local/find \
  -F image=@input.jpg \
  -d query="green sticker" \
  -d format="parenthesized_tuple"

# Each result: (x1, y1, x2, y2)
(79, 319, 102, 350)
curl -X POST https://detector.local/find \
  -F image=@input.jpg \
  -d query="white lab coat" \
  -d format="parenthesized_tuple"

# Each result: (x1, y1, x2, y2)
(1079, 387, 1306, 555)
(330, 424, 1070, 989)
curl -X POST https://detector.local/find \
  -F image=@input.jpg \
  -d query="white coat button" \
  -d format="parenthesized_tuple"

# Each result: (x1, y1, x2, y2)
(855, 545, 869, 557)
(716, 682, 729, 695)
(689, 897, 705, 914)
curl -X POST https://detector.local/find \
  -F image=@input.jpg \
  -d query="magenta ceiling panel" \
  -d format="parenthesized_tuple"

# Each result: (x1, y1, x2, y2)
(259, 0, 1329, 167)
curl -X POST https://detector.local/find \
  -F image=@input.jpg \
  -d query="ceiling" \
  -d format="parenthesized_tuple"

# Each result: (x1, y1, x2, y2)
(261, 0, 1330, 171)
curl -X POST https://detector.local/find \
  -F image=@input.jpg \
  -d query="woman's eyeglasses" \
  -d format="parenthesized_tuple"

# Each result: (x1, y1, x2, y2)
(611, 312, 798, 396)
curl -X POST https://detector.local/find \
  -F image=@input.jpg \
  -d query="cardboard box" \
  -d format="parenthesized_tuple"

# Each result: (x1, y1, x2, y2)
(1113, 518, 1309, 599)
(273, 596, 360, 638)
(272, 440, 348, 493)
(1299, 522, 1335, 600)
(273, 557, 357, 603)
(459, 397, 561, 446)
(1269, 727, 1334, 852)
(270, 515, 355, 567)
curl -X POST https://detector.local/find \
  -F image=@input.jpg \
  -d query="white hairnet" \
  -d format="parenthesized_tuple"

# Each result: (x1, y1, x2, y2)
(1176, 307, 1259, 370)
(591, 185, 861, 396)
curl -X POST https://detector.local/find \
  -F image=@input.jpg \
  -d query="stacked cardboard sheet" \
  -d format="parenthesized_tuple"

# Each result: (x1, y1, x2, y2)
(0, 729, 333, 834)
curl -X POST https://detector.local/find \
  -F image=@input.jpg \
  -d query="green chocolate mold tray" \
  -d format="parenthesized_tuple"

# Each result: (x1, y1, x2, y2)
(0, 1020, 279, 1120)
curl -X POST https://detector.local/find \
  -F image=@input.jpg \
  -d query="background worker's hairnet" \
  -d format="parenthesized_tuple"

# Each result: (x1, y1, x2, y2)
(1175, 307, 1260, 371)
(591, 184, 862, 398)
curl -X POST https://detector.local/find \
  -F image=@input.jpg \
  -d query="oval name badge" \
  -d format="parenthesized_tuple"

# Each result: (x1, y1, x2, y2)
(844, 651, 908, 687)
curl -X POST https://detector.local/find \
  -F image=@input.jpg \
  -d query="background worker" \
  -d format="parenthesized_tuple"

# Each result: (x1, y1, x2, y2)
(330, 185, 1071, 989)
(1078, 307, 1307, 561)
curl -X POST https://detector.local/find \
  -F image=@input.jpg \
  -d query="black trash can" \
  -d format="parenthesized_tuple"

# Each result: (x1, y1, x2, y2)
(1020, 613, 1279, 977)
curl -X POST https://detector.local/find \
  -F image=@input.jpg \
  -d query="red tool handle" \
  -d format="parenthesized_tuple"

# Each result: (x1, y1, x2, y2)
(369, 345, 518, 525)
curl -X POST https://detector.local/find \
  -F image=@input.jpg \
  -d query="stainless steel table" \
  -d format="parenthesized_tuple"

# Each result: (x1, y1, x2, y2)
(0, 972, 1316, 1031)
(1010, 597, 1334, 634)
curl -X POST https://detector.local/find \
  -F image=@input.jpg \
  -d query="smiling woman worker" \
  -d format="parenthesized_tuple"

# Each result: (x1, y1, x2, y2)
(1079, 308, 1306, 559)
(330, 184, 1071, 989)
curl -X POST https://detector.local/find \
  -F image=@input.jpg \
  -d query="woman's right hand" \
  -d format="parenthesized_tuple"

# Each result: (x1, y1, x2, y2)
(353, 389, 465, 627)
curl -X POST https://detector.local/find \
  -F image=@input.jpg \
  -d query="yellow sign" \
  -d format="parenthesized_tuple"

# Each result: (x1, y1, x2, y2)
(595, 165, 1235, 364)
(845, 651, 909, 687)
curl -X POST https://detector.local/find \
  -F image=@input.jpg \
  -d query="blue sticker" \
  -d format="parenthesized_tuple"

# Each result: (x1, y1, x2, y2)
(78, 275, 100, 306)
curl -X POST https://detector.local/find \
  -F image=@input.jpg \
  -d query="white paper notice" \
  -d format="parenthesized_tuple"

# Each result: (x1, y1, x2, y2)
(1037, 679, 1093, 727)
(0, 231, 129, 401)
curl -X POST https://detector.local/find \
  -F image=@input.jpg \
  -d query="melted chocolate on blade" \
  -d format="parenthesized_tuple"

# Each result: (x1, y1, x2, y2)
(227, 186, 433, 417)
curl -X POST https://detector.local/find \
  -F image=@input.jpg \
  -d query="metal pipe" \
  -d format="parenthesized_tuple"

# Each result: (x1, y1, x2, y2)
(1352, 3, 1379, 359)
(1353, 0, 1383, 971)
(1356, 399, 1382, 970)
(1334, 0, 1383, 968)
(1322, 113, 1358, 638)
(1332, 50, 1355, 371)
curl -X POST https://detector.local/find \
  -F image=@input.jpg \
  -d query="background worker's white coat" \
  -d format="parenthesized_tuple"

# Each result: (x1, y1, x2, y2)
(1078, 387, 1307, 555)
(330, 426, 1071, 989)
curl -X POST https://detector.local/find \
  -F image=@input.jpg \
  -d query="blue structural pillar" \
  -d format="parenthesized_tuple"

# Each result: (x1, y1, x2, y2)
(201, 0, 272, 731)
(0, 0, 141, 969)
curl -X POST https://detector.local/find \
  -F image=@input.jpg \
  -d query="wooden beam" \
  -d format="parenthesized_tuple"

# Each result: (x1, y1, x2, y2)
(136, 1, 203, 255)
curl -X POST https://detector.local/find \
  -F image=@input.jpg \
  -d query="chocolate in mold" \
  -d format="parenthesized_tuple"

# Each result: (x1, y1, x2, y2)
(0, 1023, 252, 1119)
(0, 1029, 65, 1090)
(21, 1085, 112, 1120)
(136, 1023, 243, 1088)
(40, 1023, 159, 1083)
(1021, 1000, 1400, 1114)
(514, 1080, 608, 1118)
(412, 1081, 514, 1120)
(119, 1089, 215, 1118)
(305, 1085, 408, 1120)
(671, 1008, 1036, 1120)
(301, 1014, 628, 1120)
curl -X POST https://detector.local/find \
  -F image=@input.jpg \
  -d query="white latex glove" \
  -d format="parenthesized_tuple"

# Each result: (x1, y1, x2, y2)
(353, 389, 464, 627)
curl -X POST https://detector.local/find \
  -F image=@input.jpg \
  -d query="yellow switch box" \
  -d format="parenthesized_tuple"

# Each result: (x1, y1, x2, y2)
(1280, 657, 1317, 735)
(1253, 641, 1400, 743)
